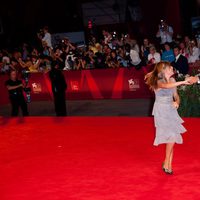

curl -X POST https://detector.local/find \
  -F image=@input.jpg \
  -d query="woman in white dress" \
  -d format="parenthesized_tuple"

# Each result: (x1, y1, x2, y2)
(145, 61, 190, 174)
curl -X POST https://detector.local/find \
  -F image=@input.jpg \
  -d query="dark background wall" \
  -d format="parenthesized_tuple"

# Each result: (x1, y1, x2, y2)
(0, 0, 199, 48)
(140, 0, 199, 37)
(0, 0, 83, 47)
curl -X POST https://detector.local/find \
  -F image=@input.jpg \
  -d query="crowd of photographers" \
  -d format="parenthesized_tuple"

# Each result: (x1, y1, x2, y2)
(0, 21, 200, 75)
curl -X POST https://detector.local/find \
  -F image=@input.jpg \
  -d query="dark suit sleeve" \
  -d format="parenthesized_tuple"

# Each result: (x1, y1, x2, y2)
(171, 55, 189, 75)
(181, 56, 189, 75)
(60, 71, 67, 90)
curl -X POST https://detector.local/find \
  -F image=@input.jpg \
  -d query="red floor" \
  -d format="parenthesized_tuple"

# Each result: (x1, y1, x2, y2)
(0, 117, 200, 200)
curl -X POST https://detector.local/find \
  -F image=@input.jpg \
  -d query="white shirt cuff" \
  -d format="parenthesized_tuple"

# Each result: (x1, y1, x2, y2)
(197, 76, 200, 84)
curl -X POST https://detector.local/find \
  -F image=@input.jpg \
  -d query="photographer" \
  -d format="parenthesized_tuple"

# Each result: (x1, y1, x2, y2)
(64, 51, 76, 70)
(141, 38, 152, 64)
(61, 38, 76, 70)
(124, 44, 142, 69)
(102, 30, 112, 48)
(62, 38, 76, 54)
(106, 50, 120, 68)
(5, 70, 29, 116)
(50, 48, 65, 70)
(124, 34, 140, 53)
(156, 20, 173, 45)
(84, 50, 96, 69)
(38, 26, 52, 49)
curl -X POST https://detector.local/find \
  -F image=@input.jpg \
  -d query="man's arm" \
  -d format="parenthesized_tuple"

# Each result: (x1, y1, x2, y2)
(166, 26, 173, 37)
(156, 26, 161, 38)
(197, 75, 200, 84)
(7, 84, 23, 90)
(186, 76, 200, 84)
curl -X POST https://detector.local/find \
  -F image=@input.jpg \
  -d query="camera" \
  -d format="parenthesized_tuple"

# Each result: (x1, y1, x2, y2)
(24, 87, 31, 103)
(112, 31, 117, 40)
(160, 19, 165, 31)
(160, 19, 168, 32)
(22, 70, 30, 84)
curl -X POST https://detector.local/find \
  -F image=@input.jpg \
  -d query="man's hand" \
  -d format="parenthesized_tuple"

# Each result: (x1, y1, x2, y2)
(185, 76, 199, 84)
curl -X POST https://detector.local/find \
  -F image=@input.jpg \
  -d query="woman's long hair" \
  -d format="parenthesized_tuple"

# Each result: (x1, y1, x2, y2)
(145, 61, 171, 90)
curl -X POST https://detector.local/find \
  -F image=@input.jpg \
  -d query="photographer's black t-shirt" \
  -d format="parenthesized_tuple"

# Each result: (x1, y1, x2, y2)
(5, 79, 24, 98)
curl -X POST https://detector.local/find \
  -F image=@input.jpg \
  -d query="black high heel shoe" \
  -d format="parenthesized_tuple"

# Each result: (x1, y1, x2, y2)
(167, 169, 173, 175)
(162, 163, 173, 175)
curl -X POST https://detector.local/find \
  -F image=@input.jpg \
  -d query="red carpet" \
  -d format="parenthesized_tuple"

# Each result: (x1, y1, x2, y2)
(0, 117, 200, 200)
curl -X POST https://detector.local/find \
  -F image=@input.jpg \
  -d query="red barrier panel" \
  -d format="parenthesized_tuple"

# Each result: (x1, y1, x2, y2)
(0, 66, 154, 105)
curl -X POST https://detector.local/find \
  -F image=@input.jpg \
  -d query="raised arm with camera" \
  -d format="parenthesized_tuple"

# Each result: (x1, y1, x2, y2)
(156, 20, 173, 44)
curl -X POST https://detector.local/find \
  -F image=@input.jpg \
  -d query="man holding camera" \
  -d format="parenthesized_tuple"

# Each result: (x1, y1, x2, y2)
(5, 70, 29, 116)
(38, 26, 52, 49)
(156, 20, 173, 45)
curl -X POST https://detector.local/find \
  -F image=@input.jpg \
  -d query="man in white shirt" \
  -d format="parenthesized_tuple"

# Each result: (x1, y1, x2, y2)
(130, 49, 141, 66)
(148, 46, 161, 64)
(40, 26, 52, 48)
(102, 30, 112, 48)
(188, 40, 200, 63)
(156, 20, 173, 44)
(124, 44, 142, 69)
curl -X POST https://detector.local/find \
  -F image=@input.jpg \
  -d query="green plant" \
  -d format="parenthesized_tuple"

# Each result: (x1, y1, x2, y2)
(178, 84, 200, 117)
(176, 68, 200, 117)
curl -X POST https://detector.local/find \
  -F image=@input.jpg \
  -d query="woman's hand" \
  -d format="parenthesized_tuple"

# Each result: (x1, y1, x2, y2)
(182, 79, 192, 85)
(172, 101, 179, 109)
(144, 71, 153, 81)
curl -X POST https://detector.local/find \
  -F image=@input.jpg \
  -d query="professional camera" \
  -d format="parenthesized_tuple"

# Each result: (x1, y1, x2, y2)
(24, 87, 31, 103)
(160, 19, 168, 32)
(21, 70, 31, 103)
(22, 70, 30, 84)
(160, 19, 165, 31)
(112, 31, 117, 40)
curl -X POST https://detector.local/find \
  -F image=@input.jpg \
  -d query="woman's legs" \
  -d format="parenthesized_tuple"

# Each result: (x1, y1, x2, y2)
(163, 143, 175, 171)
(168, 148, 174, 171)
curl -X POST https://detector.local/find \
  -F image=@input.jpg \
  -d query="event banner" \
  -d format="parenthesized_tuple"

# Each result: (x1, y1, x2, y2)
(0, 67, 153, 105)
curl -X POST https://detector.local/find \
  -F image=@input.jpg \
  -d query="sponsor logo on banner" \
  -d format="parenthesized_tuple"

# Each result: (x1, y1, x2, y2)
(128, 79, 140, 91)
(32, 83, 42, 93)
(70, 81, 80, 91)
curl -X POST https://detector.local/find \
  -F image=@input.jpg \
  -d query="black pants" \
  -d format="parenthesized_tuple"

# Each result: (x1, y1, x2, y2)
(10, 96, 29, 116)
(53, 92, 67, 116)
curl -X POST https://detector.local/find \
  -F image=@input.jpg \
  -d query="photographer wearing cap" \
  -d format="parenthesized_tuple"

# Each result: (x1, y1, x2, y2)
(5, 70, 29, 116)
(156, 20, 173, 45)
